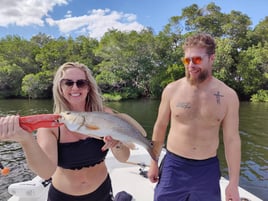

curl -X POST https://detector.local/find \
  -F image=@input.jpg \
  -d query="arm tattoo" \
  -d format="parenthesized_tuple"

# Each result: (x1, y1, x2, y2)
(176, 102, 191, 109)
(214, 91, 224, 104)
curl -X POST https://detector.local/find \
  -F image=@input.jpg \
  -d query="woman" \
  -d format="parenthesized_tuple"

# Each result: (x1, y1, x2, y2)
(0, 62, 129, 201)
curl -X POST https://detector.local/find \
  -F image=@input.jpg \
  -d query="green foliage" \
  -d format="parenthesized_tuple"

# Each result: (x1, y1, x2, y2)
(213, 38, 238, 89)
(74, 36, 100, 67)
(35, 39, 69, 71)
(21, 71, 53, 99)
(237, 43, 268, 96)
(0, 60, 24, 97)
(102, 93, 122, 102)
(166, 64, 185, 82)
(0, 35, 40, 74)
(250, 90, 268, 102)
(95, 29, 159, 97)
(181, 3, 225, 37)
(248, 17, 268, 46)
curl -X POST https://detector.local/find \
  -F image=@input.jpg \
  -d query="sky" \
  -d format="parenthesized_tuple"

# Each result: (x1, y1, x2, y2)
(0, 0, 267, 40)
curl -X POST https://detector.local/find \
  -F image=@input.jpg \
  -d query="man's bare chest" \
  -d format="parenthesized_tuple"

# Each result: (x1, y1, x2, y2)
(171, 89, 226, 124)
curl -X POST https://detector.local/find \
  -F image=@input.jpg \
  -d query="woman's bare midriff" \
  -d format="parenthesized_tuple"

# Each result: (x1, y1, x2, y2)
(52, 161, 108, 195)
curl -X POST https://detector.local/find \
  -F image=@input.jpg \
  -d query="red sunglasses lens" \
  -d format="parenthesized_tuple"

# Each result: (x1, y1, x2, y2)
(182, 58, 190, 65)
(192, 57, 202, 64)
(182, 56, 202, 65)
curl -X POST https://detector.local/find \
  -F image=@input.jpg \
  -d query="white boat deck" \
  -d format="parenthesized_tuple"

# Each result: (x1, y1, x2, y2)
(8, 144, 263, 201)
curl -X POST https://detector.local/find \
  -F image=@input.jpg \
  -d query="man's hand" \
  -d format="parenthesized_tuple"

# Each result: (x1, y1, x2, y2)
(225, 183, 240, 201)
(147, 160, 159, 183)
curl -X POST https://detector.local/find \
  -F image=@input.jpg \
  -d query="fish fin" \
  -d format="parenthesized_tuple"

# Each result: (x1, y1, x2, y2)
(111, 143, 130, 163)
(122, 142, 136, 150)
(114, 113, 147, 137)
(85, 124, 100, 130)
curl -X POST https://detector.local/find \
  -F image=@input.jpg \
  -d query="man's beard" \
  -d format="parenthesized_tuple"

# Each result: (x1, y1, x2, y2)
(186, 69, 209, 85)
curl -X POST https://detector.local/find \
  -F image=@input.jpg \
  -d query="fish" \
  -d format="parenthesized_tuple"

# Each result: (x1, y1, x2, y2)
(59, 111, 162, 161)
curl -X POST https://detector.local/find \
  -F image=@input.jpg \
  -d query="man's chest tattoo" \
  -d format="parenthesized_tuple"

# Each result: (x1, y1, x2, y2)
(214, 91, 224, 104)
(176, 102, 191, 109)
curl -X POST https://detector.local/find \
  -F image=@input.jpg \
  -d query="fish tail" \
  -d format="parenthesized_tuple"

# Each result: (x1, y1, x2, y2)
(148, 141, 163, 161)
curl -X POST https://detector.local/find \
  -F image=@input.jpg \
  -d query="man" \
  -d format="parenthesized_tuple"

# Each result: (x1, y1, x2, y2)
(148, 33, 241, 201)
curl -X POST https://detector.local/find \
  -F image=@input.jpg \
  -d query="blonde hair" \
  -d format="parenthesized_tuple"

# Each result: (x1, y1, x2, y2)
(53, 62, 103, 113)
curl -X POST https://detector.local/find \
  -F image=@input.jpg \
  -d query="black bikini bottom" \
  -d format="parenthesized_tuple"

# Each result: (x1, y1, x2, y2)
(47, 175, 113, 201)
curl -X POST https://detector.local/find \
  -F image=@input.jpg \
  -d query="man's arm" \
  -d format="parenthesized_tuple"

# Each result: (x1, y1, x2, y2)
(222, 88, 241, 201)
(148, 85, 172, 183)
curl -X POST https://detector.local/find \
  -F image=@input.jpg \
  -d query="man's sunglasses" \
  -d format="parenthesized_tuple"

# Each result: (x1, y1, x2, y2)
(61, 79, 89, 88)
(181, 55, 207, 65)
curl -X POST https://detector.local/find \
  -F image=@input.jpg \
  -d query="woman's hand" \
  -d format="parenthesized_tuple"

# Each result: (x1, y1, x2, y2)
(102, 135, 131, 162)
(0, 115, 31, 143)
(101, 136, 119, 151)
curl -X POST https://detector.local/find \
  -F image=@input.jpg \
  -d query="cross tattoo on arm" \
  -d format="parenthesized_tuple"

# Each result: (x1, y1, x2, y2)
(214, 91, 224, 104)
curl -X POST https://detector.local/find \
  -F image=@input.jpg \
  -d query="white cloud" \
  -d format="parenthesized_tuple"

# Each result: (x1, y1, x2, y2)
(64, 10, 72, 18)
(0, 0, 68, 26)
(46, 8, 146, 40)
(0, 0, 145, 40)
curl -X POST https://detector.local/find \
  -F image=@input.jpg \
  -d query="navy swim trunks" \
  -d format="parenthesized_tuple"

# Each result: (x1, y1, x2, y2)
(154, 150, 221, 201)
(47, 175, 113, 201)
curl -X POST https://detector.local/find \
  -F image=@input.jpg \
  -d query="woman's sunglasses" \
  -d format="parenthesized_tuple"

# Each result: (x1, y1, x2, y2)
(61, 79, 89, 89)
(181, 55, 207, 65)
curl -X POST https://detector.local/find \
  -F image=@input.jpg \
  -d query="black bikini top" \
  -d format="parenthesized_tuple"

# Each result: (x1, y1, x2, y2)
(57, 127, 108, 170)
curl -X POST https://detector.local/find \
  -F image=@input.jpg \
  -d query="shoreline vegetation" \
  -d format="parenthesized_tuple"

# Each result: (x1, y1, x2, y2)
(0, 3, 267, 102)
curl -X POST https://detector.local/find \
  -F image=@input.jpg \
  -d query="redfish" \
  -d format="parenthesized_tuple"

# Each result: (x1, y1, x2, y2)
(59, 111, 161, 161)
